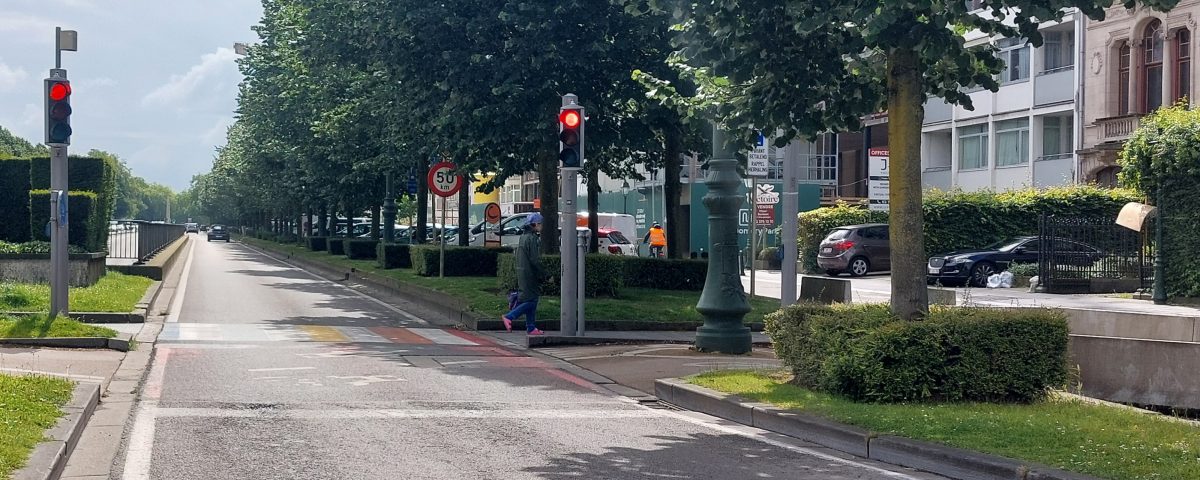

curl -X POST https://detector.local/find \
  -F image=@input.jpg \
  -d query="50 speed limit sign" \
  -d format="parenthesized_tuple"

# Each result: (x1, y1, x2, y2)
(427, 162, 463, 198)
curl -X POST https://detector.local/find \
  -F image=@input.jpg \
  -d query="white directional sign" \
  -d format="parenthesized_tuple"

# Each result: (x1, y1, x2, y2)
(868, 148, 890, 212)
(748, 133, 769, 177)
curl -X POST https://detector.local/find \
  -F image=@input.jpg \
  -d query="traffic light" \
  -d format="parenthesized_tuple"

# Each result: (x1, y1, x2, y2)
(45, 79, 72, 145)
(558, 104, 584, 169)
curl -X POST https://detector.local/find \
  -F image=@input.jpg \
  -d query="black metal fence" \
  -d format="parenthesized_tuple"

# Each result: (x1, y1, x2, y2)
(108, 221, 186, 263)
(1038, 216, 1153, 294)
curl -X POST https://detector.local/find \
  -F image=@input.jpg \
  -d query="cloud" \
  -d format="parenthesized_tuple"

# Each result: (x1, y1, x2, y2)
(76, 77, 116, 89)
(0, 12, 58, 40)
(141, 47, 238, 107)
(0, 60, 29, 91)
(201, 116, 234, 145)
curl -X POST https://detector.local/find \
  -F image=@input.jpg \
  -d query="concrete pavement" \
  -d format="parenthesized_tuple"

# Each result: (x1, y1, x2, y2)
(106, 237, 943, 479)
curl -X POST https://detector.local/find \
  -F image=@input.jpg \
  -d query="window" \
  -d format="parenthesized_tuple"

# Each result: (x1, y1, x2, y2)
(1042, 30, 1075, 72)
(998, 37, 1030, 82)
(1176, 28, 1191, 103)
(958, 124, 988, 170)
(995, 119, 1030, 167)
(1144, 19, 1165, 112)
(1041, 116, 1074, 158)
(1119, 42, 1131, 115)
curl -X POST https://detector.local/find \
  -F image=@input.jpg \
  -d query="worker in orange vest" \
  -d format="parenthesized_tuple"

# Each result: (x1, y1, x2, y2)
(643, 222, 666, 258)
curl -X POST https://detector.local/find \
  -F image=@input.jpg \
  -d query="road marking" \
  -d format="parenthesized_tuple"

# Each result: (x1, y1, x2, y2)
(437, 360, 488, 366)
(409, 328, 477, 345)
(151, 407, 660, 419)
(165, 238, 195, 323)
(327, 374, 407, 386)
(247, 367, 317, 372)
(299, 325, 350, 342)
(122, 347, 171, 480)
(368, 326, 433, 344)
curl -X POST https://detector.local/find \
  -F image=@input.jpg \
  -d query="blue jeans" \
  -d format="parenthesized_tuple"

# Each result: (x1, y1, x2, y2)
(504, 297, 539, 332)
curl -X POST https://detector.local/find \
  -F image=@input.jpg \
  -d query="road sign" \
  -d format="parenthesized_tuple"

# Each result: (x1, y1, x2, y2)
(755, 183, 780, 205)
(427, 162, 462, 198)
(868, 148, 890, 212)
(755, 204, 775, 226)
(484, 202, 502, 224)
(748, 133, 769, 177)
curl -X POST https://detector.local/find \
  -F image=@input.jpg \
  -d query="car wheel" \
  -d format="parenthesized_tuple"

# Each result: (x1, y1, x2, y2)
(848, 257, 870, 277)
(824, 270, 841, 277)
(226, 239, 230, 243)
(969, 262, 995, 288)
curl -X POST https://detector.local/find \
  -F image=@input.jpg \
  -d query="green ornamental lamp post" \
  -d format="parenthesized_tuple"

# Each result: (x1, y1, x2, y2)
(695, 124, 752, 354)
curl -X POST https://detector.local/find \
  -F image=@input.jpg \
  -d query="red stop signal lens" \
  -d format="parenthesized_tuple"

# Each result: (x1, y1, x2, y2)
(559, 110, 581, 128)
(48, 82, 71, 101)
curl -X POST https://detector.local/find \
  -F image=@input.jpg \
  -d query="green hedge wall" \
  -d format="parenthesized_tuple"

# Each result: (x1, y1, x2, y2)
(345, 239, 379, 260)
(766, 304, 1069, 403)
(29, 190, 99, 251)
(29, 156, 115, 252)
(410, 246, 504, 277)
(307, 236, 328, 252)
(0, 159, 31, 243)
(497, 253, 623, 298)
(328, 238, 346, 256)
(797, 186, 1140, 273)
(377, 243, 411, 269)
(618, 257, 707, 291)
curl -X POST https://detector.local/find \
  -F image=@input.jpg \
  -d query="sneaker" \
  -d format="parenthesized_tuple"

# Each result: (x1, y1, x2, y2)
(501, 316, 512, 332)
(528, 328, 544, 336)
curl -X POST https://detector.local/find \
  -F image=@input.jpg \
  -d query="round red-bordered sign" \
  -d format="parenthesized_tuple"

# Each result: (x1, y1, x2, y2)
(484, 203, 502, 224)
(427, 162, 463, 197)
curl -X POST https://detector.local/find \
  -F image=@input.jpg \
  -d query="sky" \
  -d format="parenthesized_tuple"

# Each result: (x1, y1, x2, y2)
(0, 0, 263, 191)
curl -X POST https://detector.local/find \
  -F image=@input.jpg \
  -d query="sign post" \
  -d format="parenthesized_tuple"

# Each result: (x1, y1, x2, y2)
(746, 134, 769, 297)
(427, 161, 463, 278)
(751, 183, 779, 296)
(484, 202, 501, 247)
(868, 148, 890, 212)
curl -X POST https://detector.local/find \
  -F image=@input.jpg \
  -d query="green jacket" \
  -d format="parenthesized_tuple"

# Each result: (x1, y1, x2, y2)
(515, 228, 544, 302)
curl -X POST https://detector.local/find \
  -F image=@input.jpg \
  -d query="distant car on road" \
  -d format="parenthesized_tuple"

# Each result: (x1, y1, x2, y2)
(207, 225, 230, 242)
(185, 222, 199, 234)
(817, 224, 890, 277)
(927, 236, 1103, 287)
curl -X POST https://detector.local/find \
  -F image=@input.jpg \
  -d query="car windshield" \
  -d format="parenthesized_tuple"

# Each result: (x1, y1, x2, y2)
(824, 229, 851, 242)
(983, 238, 1028, 252)
(606, 231, 631, 244)
(212, 226, 224, 230)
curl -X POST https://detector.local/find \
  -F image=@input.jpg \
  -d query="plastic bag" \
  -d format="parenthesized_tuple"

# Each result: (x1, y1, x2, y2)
(987, 271, 1015, 288)
(987, 273, 1003, 288)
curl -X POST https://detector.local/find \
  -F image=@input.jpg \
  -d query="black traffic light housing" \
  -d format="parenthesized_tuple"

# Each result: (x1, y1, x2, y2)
(558, 106, 584, 169)
(45, 79, 72, 145)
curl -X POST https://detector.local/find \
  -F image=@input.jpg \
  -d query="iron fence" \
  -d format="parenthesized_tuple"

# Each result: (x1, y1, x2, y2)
(108, 221, 186, 263)
(1038, 216, 1153, 294)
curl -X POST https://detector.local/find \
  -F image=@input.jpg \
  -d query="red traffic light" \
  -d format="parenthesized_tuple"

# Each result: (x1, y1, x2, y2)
(48, 82, 71, 101)
(559, 110, 581, 128)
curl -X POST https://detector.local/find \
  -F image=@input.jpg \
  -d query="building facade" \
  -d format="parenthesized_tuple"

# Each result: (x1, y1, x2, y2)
(1079, 4, 1197, 185)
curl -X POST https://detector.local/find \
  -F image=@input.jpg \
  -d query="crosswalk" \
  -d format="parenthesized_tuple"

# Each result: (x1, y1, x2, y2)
(160, 323, 488, 346)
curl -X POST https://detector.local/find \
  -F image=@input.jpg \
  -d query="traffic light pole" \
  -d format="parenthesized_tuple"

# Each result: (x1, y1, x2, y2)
(50, 143, 69, 318)
(561, 168, 579, 335)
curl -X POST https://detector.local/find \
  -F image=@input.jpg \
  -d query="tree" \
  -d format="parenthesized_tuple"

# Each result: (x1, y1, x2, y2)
(645, 0, 1178, 319)
(0, 126, 47, 159)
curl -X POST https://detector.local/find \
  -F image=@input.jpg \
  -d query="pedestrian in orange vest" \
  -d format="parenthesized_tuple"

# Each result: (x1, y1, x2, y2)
(643, 223, 666, 258)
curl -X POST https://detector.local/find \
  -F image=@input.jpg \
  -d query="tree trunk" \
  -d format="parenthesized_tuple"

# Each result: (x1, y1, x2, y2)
(370, 204, 381, 240)
(587, 167, 600, 253)
(318, 204, 328, 237)
(538, 150, 559, 255)
(458, 175, 470, 247)
(304, 206, 314, 237)
(664, 126, 684, 259)
(886, 47, 929, 320)
(417, 166, 429, 245)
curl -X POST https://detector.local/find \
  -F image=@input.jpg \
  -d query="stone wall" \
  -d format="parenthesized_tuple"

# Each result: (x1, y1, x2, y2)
(0, 253, 106, 287)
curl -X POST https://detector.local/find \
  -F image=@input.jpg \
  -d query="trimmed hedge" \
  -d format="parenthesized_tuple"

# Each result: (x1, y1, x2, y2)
(0, 159, 31, 243)
(618, 256, 707, 291)
(0, 240, 84, 254)
(29, 156, 116, 252)
(497, 253, 623, 298)
(29, 190, 99, 251)
(377, 243, 411, 269)
(328, 238, 346, 256)
(307, 236, 328, 252)
(410, 245, 504, 277)
(766, 304, 1069, 403)
(797, 186, 1140, 273)
(345, 239, 379, 260)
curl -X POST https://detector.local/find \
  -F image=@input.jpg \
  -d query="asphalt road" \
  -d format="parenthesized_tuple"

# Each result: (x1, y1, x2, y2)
(115, 238, 943, 480)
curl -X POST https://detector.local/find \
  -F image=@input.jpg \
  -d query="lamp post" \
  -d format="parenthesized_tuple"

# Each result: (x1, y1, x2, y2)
(621, 180, 630, 214)
(1153, 183, 1167, 305)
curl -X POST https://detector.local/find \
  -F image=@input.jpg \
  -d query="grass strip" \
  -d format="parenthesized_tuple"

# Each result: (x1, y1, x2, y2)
(691, 370, 1200, 480)
(0, 315, 118, 339)
(0, 272, 153, 313)
(0, 374, 74, 477)
(242, 237, 778, 324)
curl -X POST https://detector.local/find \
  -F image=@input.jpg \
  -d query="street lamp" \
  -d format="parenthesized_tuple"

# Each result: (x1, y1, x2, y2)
(621, 180, 630, 214)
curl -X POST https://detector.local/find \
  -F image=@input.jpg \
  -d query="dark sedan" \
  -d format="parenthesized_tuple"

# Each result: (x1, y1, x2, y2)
(207, 225, 230, 242)
(927, 236, 1101, 287)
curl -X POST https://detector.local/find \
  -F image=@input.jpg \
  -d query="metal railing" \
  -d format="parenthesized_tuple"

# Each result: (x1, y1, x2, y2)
(1038, 216, 1153, 294)
(108, 221, 186, 263)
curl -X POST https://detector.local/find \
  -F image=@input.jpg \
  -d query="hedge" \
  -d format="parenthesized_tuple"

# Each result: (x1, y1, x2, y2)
(28, 156, 115, 252)
(345, 239, 378, 260)
(0, 240, 84, 254)
(797, 186, 1140, 273)
(497, 253, 623, 298)
(328, 238, 346, 256)
(29, 190, 99, 251)
(765, 304, 1069, 403)
(410, 245, 504, 277)
(617, 256, 707, 291)
(377, 243, 411, 269)
(0, 159, 31, 243)
(307, 236, 328, 252)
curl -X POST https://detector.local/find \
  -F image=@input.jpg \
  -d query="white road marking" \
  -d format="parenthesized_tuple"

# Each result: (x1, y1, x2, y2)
(408, 328, 476, 345)
(438, 360, 489, 366)
(152, 407, 661, 419)
(327, 374, 407, 386)
(121, 347, 171, 480)
(165, 238, 196, 323)
(247, 366, 317, 372)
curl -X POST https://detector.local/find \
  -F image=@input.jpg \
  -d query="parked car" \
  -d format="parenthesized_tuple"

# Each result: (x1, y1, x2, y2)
(207, 224, 230, 242)
(927, 236, 1103, 287)
(817, 224, 890, 277)
(185, 222, 199, 234)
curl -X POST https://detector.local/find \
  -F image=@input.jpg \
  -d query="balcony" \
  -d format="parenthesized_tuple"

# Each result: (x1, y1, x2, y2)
(923, 166, 952, 191)
(1097, 114, 1144, 143)
(1034, 66, 1074, 106)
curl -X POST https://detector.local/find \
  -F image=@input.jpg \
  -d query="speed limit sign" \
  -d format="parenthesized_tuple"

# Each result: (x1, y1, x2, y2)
(427, 162, 463, 198)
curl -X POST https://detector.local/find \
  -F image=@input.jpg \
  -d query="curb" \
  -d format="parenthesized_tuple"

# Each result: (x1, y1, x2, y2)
(0, 333, 133, 352)
(4, 311, 147, 324)
(11, 381, 101, 480)
(527, 334, 773, 348)
(654, 378, 1100, 480)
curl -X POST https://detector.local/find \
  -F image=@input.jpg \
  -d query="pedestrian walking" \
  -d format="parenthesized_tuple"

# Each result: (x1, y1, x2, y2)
(501, 213, 546, 335)
(643, 222, 667, 258)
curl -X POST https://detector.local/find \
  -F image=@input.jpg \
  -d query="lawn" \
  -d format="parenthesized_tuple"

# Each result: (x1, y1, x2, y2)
(0, 315, 118, 339)
(692, 370, 1200, 480)
(0, 272, 153, 313)
(0, 374, 74, 477)
(242, 237, 780, 324)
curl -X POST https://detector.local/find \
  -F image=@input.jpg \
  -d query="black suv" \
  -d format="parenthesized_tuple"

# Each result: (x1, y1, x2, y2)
(207, 225, 230, 242)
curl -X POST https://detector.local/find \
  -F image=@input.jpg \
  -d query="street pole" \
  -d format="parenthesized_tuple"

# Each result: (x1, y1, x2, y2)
(1153, 185, 1166, 304)
(383, 173, 396, 243)
(695, 124, 752, 354)
(50, 146, 69, 317)
(577, 229, 588, 336)
(781, 141, 798, 306)
(750, 177, 757, 297)
(561, 168, 579, 335)
(439, 196, 447, 278)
